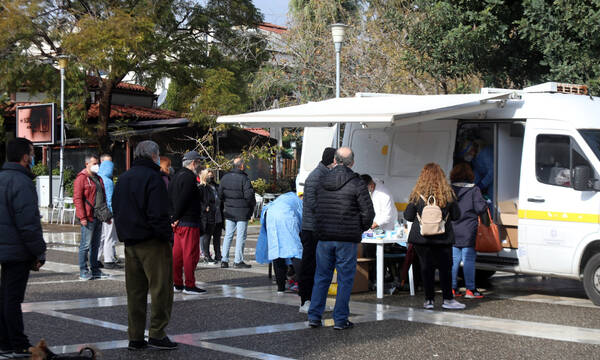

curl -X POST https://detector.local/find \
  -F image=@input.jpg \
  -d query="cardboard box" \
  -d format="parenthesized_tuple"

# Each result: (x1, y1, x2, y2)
(352, 259, 372, 293)
(498, 200, 519, 226)
(500, 225, 518, 248)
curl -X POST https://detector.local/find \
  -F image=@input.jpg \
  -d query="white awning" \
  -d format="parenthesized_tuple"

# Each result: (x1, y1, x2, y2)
(217, 92, 512, 127)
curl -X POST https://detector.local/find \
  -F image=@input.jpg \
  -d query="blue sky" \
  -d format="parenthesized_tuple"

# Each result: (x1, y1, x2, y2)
(253, 0, 290, 26)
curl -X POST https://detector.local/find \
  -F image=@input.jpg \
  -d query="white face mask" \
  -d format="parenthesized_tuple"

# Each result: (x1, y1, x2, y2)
(90, 164, 100, 174)
(463, 154, 474, 162)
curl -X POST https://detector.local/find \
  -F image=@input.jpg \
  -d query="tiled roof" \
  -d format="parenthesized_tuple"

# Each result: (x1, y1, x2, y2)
(86, 77, 155, 95)
(244, 128, 270, 137)
(88, 104, 179, 120)
(258, 22, 287, 34)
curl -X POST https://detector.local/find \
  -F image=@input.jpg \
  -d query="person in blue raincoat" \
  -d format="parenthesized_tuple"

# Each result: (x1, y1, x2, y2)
(97, 154, 121, 269)
(256, 192, 303, 293)
(458, 140, 494, 202)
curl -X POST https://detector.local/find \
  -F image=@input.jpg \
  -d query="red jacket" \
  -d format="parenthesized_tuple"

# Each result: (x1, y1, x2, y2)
(73, 169, 105, 222)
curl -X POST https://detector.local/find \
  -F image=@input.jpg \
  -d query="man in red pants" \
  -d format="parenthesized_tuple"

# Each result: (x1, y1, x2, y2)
(168, 151, 206, 295)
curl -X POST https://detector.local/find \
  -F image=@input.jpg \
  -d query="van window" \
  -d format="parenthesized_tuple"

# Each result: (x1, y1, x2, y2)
(535, 134, 594, 187)
(579, 129, 600, 161)
(351, 129, 388, 175)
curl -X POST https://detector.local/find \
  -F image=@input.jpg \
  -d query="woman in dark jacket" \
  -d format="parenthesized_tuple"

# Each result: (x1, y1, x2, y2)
(404, 163, 463, 310)
(199, 169, 217, 263)
(450, 163, 488, 299)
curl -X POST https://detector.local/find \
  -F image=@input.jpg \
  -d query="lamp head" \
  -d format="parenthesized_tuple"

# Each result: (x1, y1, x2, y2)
(331, 23, 347, 45)
(58, 56, 68, 69)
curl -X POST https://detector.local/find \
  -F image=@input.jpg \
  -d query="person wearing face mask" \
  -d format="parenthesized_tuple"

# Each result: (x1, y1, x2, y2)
(168, 151, 207, 295)
(73, 154, 110, 281)
(458, 139, 494, 202)
(359, 174, 396, 231)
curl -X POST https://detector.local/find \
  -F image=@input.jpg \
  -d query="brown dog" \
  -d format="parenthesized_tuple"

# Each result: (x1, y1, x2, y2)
(28, 339, 98, 359)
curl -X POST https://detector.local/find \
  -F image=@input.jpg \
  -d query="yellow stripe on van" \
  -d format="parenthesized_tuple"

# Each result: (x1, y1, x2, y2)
(395, 202, 408, 211)
(518, 209, 600, 224)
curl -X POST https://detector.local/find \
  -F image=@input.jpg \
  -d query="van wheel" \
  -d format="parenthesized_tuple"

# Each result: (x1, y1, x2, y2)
(583, 253, 600, 306)
(475, 270, 496, 284)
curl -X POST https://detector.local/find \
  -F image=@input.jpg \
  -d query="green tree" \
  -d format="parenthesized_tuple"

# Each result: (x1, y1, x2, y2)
(0, 0, 265, 151)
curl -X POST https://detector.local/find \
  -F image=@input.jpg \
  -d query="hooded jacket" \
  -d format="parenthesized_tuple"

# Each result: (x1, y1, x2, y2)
(451, 183, 488, 248)
(73, 168, 106, 222)
(98, 160, 114, 212)
(315, 165, 375, 243)
(0, 163, 46, 262)
(301, 162, 329, 232)
(218, 168, 256, 221)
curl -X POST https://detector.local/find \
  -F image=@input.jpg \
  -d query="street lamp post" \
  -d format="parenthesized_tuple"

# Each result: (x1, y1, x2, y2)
(58, 56, 67, 200)
(331, 23, 347, 148)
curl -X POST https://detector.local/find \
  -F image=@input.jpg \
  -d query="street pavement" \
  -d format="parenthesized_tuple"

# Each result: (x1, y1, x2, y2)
(11, 224, 600, 359)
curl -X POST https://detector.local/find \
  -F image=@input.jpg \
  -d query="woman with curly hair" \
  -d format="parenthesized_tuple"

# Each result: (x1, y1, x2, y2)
(404, 163, 465, 310)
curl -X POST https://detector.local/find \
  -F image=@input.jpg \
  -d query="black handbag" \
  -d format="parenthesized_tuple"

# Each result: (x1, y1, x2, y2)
(85, 199, 112, 222)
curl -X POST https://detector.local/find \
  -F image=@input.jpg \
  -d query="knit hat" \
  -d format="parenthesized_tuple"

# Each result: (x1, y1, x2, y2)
(321, 147, 336, 166)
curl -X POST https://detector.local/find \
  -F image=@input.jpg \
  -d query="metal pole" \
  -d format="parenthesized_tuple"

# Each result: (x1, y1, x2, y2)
(334, 43, 341, 147)
(59, 67, 65, 200)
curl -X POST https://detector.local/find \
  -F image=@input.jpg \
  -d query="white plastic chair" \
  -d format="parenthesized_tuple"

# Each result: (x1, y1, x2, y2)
(50, 197, 63, 224)
(61, 197, 76, 225)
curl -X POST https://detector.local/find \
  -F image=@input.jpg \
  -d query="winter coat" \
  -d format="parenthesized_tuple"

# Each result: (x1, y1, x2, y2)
(98, 160, 114, 212)
(256, 192, 303, 264)
(112, 158, 172, 246)
(218, 168, 256, 221)
(371, 179, 397, 231)
(209, 182, 223, 224)
(451, 183, 488, 248)
(301, 162, 329, 232)
(315, 165, 375, 243)
(73, 169, 106, 222)
(405, 198, 461, 246)
(199, 182, 216, 226)
(168, 167, 204, 227)
(0, 163, 46, 262)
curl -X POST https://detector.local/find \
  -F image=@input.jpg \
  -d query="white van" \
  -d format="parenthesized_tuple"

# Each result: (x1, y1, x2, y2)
(218, 82, 600, 305)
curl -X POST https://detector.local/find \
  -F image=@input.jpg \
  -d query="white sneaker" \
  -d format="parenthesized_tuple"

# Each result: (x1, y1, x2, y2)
(299, 301, 311, 313)
(423, 300, 434, 310)
(442, 299, 466, 310)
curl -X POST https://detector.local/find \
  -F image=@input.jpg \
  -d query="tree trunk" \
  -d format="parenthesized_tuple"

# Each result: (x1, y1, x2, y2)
(97, 79, 115, 154)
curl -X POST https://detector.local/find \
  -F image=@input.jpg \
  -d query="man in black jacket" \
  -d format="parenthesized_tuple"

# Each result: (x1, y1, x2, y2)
(0, 138, 46, 357)
(298, 147, 335, 313)
(218, 157, 255, 269)
(112, 140, 176, 351)
(168, 151, 206, 295)
(308, 147, 374, 330)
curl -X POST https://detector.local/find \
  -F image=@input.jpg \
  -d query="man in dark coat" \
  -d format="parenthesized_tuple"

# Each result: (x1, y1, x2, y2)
(218, 157, 256, 269)
(308, 147, 374, 330)
(0, 138, 46, 357)
(112, 140, 177, 351)
(298, 147, 335, 312)
(168, 151, 206, 295)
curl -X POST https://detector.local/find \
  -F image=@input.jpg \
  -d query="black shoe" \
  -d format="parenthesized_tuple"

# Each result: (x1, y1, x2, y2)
(183, 286, 207, 295)
(334, 320, 354, 330)
(308, 319, 322, 328)
(174, 285, 184, 293)
(128, 340, 148, 351)
(104, 262, 123, 269)
(221, 262, 229, 268)
(148, 336, 177, 350)
(234, 261, 251, 269)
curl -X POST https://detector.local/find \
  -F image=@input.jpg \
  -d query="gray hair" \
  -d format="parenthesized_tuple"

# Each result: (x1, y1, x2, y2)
(134, 140, 160, 160)
(182, 159, 194, 168)
(84, 154, 98, 164)
(335, 147, 354, 167)
(233, 157, 244, 169)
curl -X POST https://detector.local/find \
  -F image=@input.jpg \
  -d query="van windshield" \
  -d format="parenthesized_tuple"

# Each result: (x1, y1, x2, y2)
(579, 129, 600, 161)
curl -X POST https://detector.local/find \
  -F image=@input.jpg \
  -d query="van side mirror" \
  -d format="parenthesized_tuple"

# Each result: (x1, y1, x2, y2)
(572, 165, 592, 191)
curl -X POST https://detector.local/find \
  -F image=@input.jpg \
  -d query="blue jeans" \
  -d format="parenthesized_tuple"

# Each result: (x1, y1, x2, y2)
(79, 219, 102, 276)
(452, 246, 477, 290)
(308, 241, 357, 326)
(221, 220, 248, 264)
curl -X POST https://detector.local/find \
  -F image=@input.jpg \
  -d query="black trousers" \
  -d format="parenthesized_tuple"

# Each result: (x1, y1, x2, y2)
(273, 258, 302, 291)
(203, 222, 222, 261)
(413, 244, 453, 301)
(298, 230, 318, 304)
(0, 261, 32, 350)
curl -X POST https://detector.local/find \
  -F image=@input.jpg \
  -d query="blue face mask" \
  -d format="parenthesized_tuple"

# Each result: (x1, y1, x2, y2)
(30, 154, 35, 169)
(155, 157, 160, 166)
